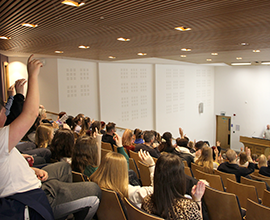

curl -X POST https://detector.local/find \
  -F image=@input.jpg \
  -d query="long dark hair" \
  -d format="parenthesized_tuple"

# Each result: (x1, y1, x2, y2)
(152, 154, 186, 219)
(158, 132, 174, 153)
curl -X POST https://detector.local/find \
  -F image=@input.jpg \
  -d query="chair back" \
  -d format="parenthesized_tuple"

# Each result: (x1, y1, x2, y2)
(129, 150, 141, 167)
(263, 189, 270, 207)
(72, 171, 88, 182)
(226, 178, 259, 209)
(96, 188, 127, 220)
(101, 148, 111, 162)
(246, 198, 270, 220)
(190, 163, 205, 178)
(113, 144, 118, 152)
(241, 176, 266, 200)
(129, 158, 140, 179)
(252, 169, 260, 176)
(204, 186, 243, 220)
(250, 174, 270, 186)
(101, 141, 114, 151)
(183, 160, 188, 167)
(124, 197, 164, 220)
(258, 173, 270, 179)
(138, 161, 151, 186)
(184, 166, 193, 177)
(196, 169, 225, 191)
(214, 169, 236, 188)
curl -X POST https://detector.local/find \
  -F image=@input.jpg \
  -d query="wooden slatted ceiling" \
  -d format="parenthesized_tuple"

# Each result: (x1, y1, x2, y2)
(1, 0, 270, 64)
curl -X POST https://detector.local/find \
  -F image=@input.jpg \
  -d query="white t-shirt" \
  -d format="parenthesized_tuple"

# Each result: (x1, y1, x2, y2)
(0, 126, 41, 198)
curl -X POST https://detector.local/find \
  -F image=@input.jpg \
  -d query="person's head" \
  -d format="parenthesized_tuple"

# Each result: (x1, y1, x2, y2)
(100, 121, 106, 130)
(196, 147, 214, 173)
(258, 154, 267, 168)
(134, 128, 143, 140)
(39, 108, 47, 119)
(176, 137, 188, 148)
(195, 141, 205, 151)
(239, 152, 248, 165)
(74, 114, 84, 126)
(72, 135, 98, 173)
(66, 116, 75, 131)
(79, 117, 91, 135)
(58, 111, 66, 119)
(122, 129, 134, 146)
(91, 121, 101, 134)
(153, 131, 161, 144)
(0, 99, 6, 127)
(267, 125, 270, 130)
(158, 132, 174, 152)
(50, 128, 75, 160)
(90, 152, 128, 198)
(152, 153, 186, 219)
(35, 124, 54, 148)
(143, 130, 155, 144)
(226, 149, 237, 162)
(106, 122, 116, 134)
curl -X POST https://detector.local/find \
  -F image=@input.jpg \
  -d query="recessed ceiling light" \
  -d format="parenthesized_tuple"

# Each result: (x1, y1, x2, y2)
(261, 61, 270, 65)
(22, 23, 38, 28)
(55, 50, 64, 54)
(117, 37, 130, 42)
(0, 36, 11, 40)
(211, 53, 218, 56)
(231, 62, 251, 66)
(78, 45, 90, 49)
(241, 42, 249, 46)
(236, 57, 242, 60)
(180, 55, 186, 58)
(206, 59, 212, 62)
(137, 53, 147, 56)
(61, 0, 85, 7)
(253, 50, 260, 53)
(181, 48, 191, 52)
(174, 26, 191, 31)
(108, 56, 116, 59)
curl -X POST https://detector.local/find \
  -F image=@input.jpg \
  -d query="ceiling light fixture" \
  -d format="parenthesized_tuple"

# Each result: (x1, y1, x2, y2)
(61, 0, 85, 7)
(78, 45, 90, 49)
(253, 50, 260, 53)
(22, 23, 38, 28)
(180, 55, 186, 57)
(108, 56, 116, 59)
(55, 50, 64, 54)
(261, 61, 270, 65)
(174, 26, 191, 31)
(211, 53, 218, 56)
(181, 48, 191, 52)
(206, 59, 212, 61)
(137, 53, 147, 56)
(0, 36, 11, 40)
(241, 42, 249, 46)
(236, 57, 242, 60)
(117, 37, 130, 42)
(231, 62, 251, 66)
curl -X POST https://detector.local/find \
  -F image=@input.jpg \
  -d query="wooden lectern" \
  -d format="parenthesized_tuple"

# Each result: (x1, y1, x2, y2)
(239, 136, 270, 156)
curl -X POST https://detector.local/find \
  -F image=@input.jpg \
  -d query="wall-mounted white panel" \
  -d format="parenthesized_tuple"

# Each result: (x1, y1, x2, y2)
(214, 66, 270, 151)
(99, 63, 154, 131)
(57, 59, 99, 118)
(156, 64, 215, 145)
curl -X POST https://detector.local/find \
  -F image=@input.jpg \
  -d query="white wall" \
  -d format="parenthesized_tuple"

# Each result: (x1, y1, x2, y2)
(214, 65, 270, 151)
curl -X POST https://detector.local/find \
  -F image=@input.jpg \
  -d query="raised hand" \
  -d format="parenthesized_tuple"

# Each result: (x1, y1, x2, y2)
(191, 181, 206, 202)
(15, 79, 27, 95)
(138, 149, 155, 166)
(27, 54, 43, 78)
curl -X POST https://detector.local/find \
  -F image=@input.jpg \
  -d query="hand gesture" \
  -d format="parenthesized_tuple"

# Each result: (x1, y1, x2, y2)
(15, 79, 27, 95)
(27, 54, 43, 78)
(7, 84, 15, 97)
(93, 127, 99, 138)
(246, 147, 251, 157)
(22, 154, 34, 164)
(32, 168, 48, 182)
(179, 127, 184, 138)
(191, 181, 205, 202)
(214, 147, 219, 156)
(114, 133, 122, 147)
(138, 149, 155, 166)
(216, 141, 221, 147)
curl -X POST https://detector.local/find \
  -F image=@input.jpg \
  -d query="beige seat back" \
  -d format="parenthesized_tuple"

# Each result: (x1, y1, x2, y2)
(246, 198, 270, 220)
(196, 169, 225, 191)
(241, 176, 266, 201)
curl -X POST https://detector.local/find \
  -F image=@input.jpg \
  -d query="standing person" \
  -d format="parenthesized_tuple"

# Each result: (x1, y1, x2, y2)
(263, 124, 270, 139)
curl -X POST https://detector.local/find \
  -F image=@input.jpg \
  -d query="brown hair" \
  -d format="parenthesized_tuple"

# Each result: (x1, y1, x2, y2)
(196, 147, 214, 174)
(90, 152, 128, 198)
(122, 129, 133, 146)
(35, 124, 54, 148)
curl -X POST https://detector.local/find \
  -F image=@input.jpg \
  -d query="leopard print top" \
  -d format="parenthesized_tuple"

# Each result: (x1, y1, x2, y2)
(142, 194, 202, 220)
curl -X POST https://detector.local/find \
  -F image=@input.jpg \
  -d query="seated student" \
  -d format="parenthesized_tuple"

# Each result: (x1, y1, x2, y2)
(238, 152, 249, 167)
(0, 55, 101, 220)
(74, 113, 84, 133)
(88, 120, 101, 136)
(134, 131, 160, 158)
(196, 146, 219, 174)
(100, 121, 106, 135)
(217, 148, 255, 182)
(122, 129, 135, 152)
(50, 128, 75, 163)
(101, 122, 116, 150)
(259, 155, 270, 177)
(134, 128, 144, 144)
(158, 132, 194, 167)
(142, 153, 205, 220)
(152, 130, 161, 148)
(35, 124, 54, 148)
(79, 117, 91, 136)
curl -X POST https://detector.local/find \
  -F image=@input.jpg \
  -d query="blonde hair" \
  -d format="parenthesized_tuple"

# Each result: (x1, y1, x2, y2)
(35, 124, 54, 148)
(122, 129, 133, 146)
(196, 147, 214, 174)
(90, 152, 129, 198)
(258, 154, 267, 168)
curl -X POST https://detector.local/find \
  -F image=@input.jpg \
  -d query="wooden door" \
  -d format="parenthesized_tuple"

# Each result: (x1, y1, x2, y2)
(216, 115, 231, 149)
